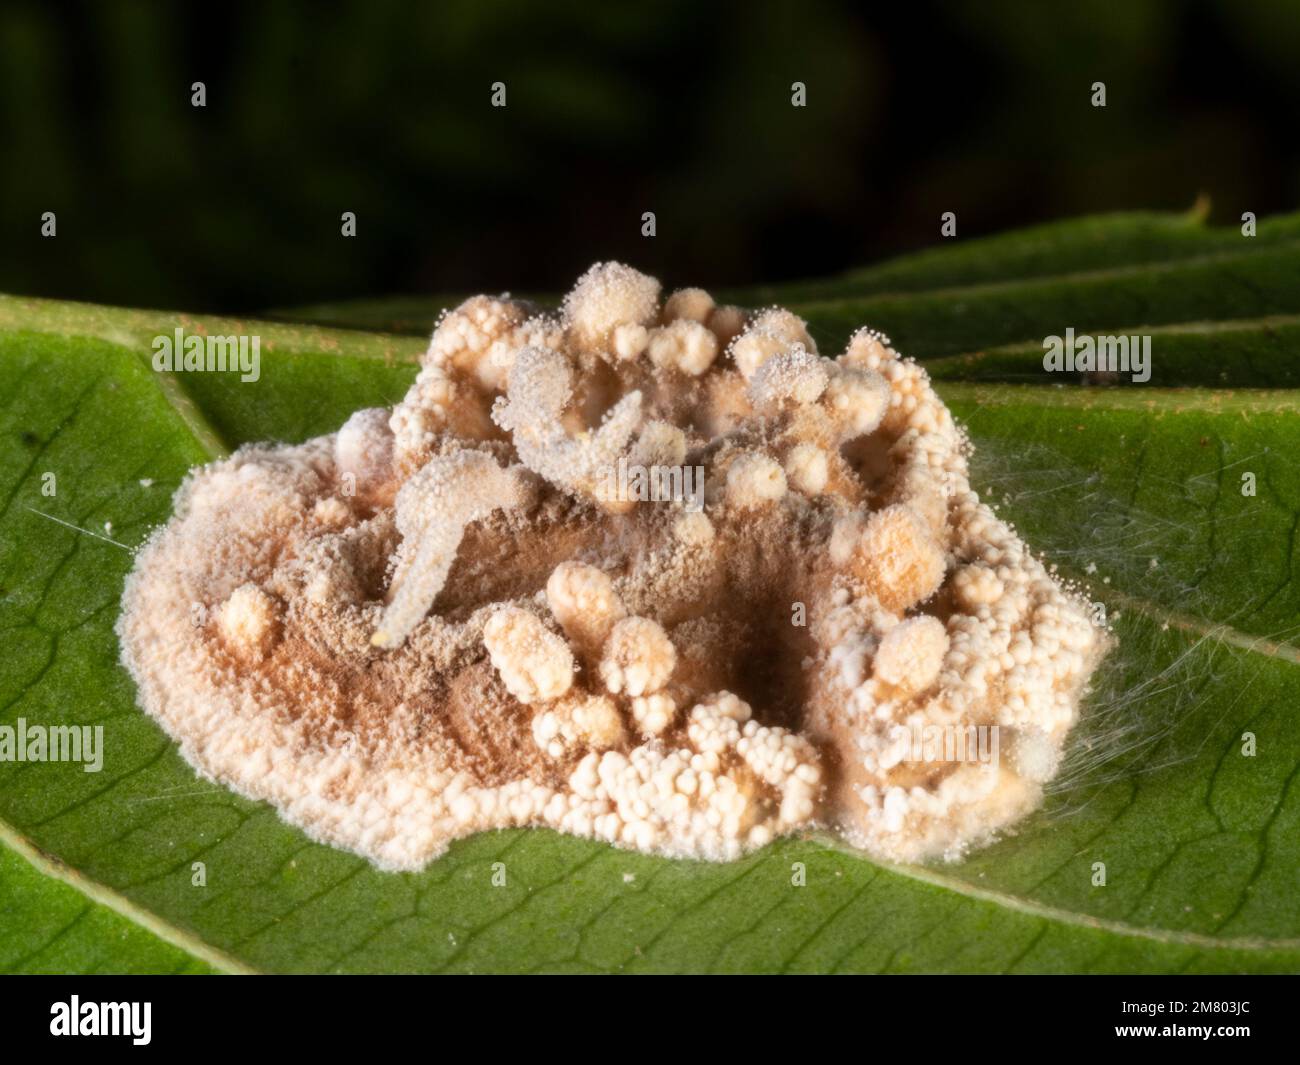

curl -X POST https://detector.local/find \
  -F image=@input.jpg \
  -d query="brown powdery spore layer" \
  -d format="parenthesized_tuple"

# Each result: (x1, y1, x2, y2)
(118, 264, 1104, 871)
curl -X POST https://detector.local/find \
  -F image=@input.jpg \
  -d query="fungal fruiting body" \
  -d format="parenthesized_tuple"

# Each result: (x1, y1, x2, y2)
(118, 263, 1104, 871)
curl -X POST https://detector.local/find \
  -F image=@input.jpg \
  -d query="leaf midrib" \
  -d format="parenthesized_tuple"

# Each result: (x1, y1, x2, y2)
(0, 818, 257, 974)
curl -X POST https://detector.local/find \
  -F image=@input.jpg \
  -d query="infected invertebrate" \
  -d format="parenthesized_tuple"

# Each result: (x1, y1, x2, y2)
(119, 263, 1104, 870)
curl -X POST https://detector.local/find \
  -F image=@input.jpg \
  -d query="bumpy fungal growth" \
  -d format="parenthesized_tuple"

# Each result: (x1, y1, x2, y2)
(483, 606, 575, 705)
(119, 263, 1105, 871)
(545, 561, 626, 653)
(748, 347, 828, 410)
(599, 616, 676, 697)
(874, 615, 948, 693)
(725, 451, 787, 508)
(492, 345, 643, 504)
(216, 584, 279, 662)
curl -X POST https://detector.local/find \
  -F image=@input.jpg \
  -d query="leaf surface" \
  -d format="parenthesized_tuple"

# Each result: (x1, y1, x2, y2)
(1, 214, 1298, 973)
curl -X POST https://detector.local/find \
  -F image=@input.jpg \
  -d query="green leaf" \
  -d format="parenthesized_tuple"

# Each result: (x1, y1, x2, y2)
(926, 317, 1300, 388)
(723, 204, 1300, 303)
(786, 240, 1300, 357)
(2, 212, 1298, 973)
(268, 208, 1300, 338)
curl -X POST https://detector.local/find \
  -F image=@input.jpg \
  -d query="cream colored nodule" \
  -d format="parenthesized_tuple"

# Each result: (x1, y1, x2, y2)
(118, 264, 1104, 871)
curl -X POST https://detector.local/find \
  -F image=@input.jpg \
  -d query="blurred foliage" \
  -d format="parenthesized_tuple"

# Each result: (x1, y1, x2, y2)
(2, 0, 1299, 313)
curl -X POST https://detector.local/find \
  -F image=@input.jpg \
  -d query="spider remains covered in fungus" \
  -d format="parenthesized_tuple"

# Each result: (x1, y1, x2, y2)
(119, 263, 1104, 871)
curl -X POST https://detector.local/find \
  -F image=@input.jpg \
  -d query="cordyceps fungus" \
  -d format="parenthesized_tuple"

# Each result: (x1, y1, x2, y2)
(118, 262, 1106, 871)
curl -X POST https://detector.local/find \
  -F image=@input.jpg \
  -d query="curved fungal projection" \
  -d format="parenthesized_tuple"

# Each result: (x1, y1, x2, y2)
(118, 263, 1105, 871)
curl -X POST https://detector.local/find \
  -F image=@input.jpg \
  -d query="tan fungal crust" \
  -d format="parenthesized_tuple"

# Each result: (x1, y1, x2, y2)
(119, 262, 1106, 871)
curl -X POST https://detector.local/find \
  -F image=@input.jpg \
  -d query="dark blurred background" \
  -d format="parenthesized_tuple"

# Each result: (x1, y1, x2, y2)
(4, 0, 1300, 314)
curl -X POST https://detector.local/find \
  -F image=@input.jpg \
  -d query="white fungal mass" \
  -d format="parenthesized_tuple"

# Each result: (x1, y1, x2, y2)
(118, 263, 1105, 871)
